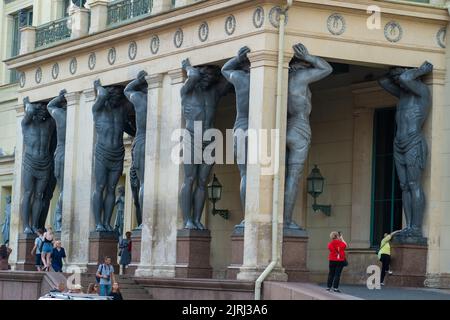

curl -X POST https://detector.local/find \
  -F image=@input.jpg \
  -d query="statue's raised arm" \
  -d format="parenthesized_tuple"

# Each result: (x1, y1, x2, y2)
(181, 58, 201, 96)
(398, 61, 433, 98)
(290, 43, 332, 84)
(23, 97, 37, 126)
(221, 46, 251, 85)
(92, 79, 108, 113)
(124, 70, 148, 102)
(47, 90, 67, 118)
(378, 68, 403, 98)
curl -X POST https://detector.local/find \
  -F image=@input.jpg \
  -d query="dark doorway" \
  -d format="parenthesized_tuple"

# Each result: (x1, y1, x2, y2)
(370, 107, 403, 247)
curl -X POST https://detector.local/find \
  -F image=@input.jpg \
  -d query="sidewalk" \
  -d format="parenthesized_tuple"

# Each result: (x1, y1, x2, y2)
(318, 284, 450, 300)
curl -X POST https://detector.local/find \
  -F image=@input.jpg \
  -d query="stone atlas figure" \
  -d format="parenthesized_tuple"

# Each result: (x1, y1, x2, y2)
(47, 89, 68, 232)
(284, 43, 333, 229)
(114, 185, 125, 238)
(1, 195, 11, 245)
(92, 80, 134, 232)
(180, 58, 231, 229)
(222, 46, 251, 216)
(378, 61, 433, 242)
(124, 70, 148, 228)
(21, 97, 56, 234)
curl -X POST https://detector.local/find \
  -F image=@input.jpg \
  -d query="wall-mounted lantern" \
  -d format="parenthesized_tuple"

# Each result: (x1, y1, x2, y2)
(207, 174, 229, 220)
(307, 165, 331, 216)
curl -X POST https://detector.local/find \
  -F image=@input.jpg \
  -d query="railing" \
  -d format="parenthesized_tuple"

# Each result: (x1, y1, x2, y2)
(107, 0, 153, 26)
(35, 16, 72, 48)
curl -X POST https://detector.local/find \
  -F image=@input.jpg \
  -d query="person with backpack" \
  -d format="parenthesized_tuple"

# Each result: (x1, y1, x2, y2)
(326, 231, 347, 293)
(96, 256, 116, 296)
(31, 229, 44, 271)
(378, 230, 402, 286)
(41, 226, 54, 271)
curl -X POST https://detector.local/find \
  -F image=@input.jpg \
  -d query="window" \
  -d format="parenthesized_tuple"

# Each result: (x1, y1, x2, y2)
(63, 0, 71, 17)
(370, 108, 403, 247)
(9, 8, 33, 83)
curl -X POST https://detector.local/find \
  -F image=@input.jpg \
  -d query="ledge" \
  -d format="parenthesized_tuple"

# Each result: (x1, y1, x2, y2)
(134, 277, 255, 292)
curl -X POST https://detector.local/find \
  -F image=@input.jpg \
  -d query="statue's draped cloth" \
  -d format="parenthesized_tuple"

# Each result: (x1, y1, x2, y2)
(23, 152, 52, 179)
(95, 142, 125, 170)
(394, 132, 427, 170)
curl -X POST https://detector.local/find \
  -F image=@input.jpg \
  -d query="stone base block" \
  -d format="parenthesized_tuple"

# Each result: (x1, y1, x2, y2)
(227, 225, 244, 280)
(389, 242, 428, 287)
(282, 228, 309, 282)
(237, 266, 288, 282)
(127, 229, 141, 275)
(87, 231, 119, 274)
(226, 226, 307, 281)
(16, 233, 36, 271)
(176, 229, 212, 279)
(425, 273, 450, 289)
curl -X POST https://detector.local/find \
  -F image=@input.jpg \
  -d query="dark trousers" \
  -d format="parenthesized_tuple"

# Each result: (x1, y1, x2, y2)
(380, 254, 391, 283)
(327, 261, 344, 289)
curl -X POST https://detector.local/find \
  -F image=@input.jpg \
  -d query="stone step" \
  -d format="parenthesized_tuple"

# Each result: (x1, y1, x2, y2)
(123, 293, 153, 300)
(79, 273, 153, 300)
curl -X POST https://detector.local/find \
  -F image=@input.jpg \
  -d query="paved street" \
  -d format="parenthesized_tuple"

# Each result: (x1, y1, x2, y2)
(319, 284, 450, 300)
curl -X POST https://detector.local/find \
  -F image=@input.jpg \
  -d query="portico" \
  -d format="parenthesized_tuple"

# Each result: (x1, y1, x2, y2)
(3, 0, 450, 289)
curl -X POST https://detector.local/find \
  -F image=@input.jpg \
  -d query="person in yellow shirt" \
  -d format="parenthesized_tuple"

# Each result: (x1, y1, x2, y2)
(378, 230, 402, 285)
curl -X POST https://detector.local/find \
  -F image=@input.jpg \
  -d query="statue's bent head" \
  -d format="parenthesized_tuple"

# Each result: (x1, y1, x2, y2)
(197, 65, 221, 89)
(34, 104, 50, 121)
(106, 85, 126, 109)
(289, 57, 311, 71)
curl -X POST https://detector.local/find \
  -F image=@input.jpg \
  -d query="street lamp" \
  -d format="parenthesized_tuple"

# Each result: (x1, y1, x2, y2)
(307, 165, 331, 216)
(207, 174, 229, 220)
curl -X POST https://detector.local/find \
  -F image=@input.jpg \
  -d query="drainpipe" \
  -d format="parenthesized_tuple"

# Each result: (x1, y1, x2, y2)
(254, 0, 292, 301)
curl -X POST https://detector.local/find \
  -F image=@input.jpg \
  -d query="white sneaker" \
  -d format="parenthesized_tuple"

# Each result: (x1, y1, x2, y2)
(388, 271, 393, 275)
(381, 282, 385, 286)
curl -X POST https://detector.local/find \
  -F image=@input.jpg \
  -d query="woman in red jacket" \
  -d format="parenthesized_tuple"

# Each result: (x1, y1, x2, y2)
(327, 231, 347, 292)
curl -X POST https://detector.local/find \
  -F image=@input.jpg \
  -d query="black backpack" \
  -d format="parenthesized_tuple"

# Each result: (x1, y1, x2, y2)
(96, 264, 104, 283)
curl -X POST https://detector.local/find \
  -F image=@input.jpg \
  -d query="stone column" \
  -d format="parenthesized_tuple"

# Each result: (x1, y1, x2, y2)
(60, 92, 82, 270)
(424, 69, 450, 288)
(70, 7, 90, 39)
(19, 27, 36, 55)
(88, 0, 108, 34)
(152, 0, 173, 14)
(349, 106, 373, 248)
(135, 73, 165, 277)
(61, 89, 96, 272)
(52, 0, 68, 20)
(236, 51, 288, 282)
(10, 103, 25, 269)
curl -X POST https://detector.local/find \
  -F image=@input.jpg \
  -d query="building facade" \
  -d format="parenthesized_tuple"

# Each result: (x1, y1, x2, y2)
(1, 0, 450, 288)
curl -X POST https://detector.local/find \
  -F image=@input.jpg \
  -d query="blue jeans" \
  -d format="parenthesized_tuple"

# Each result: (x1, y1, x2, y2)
(100, 284, 112, 296)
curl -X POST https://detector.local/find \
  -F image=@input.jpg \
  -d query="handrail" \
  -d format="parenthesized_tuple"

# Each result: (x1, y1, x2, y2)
(35, 16, 72, 48)
(107, 0, 154, 26)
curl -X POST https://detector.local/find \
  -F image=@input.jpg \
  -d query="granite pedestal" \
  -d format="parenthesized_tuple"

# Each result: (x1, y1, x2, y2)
(390, 238, 428, 287)
(127, 228, 141, 275)
(16, 233, 37, 271)
(176, 229, 212, 279)
(227, 225, 244, 279)
(226, 226, 309, 281)
(87, 231, 119, 274)
(282, 228, 309, 282)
